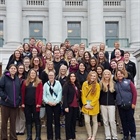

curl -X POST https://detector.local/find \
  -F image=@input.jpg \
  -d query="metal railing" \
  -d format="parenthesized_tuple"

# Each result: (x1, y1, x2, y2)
(23, 37, 47, 45)
(106, 38, 129, 48)
(104, 0, 121, 6)
(0, 0, 5, 5)
(66, 37, 88, 48)
(0, 38, 4, 47)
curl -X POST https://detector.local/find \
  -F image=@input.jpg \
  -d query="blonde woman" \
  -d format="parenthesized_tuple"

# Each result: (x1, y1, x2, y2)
(82, 71, 100, 140)
(40, 61, 55, 85)
(100, 69, 117, 140)
(56, 64, 68, 87)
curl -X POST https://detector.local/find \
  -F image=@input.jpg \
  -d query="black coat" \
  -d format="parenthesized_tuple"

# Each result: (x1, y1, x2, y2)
(99, 89, 116, 105)
(125, 60, 136, 79)
(0, 71, 21, 107)
(62, 83, 80, 109)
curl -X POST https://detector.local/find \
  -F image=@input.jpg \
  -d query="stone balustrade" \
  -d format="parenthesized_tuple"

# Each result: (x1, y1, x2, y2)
(104, 0, 121, 6)
(26, 0, 45, 6)
(0, 0, 5, 5)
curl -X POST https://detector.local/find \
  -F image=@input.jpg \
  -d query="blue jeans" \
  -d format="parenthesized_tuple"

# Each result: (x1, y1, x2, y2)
(118, 106, 136, 138)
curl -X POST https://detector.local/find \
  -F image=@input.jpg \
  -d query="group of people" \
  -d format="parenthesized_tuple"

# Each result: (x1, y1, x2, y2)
(0, 38, 137, 140)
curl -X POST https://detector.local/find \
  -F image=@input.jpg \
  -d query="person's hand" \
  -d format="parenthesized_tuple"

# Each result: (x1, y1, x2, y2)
(21, 104, 25, 108)
(85, 104, 93, 109)
(132, 104, 136, 109)
(65, 108, 69, 112)
(52, 103, 56, 106)
(36, 104, 41, 108)
(47, 102, 53, 106)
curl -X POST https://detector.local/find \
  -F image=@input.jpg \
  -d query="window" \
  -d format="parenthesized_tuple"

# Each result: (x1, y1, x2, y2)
(105, 22, 118, 39)
(0, 21, 3, 47)
(67, 22, 81, 45)
(29, 21, 43, 38)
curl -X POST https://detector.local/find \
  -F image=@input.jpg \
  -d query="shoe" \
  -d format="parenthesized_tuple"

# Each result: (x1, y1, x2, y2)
(131, 137, 136, 140)
(91, 137, 95, 140)
(87, 137, 92, 140)
(106, 139, 111, 140)
(122, 136, 129, 140)
(18, 132, 24, 135)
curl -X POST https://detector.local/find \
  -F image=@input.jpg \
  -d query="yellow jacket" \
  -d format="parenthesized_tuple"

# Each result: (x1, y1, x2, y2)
(81, 81, 100, 115)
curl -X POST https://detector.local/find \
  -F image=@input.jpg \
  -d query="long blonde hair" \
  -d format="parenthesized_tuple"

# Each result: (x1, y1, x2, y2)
(86, 71, 98, 94)
(116, 61, 128, 78)
(100, 69, 115, 92)
(44, 61, 55, 74)
(25, 69, 41, 87)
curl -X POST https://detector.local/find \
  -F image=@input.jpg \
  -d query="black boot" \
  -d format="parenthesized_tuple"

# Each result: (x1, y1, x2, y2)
(35, 125, 41, 140)
(26, 125, 32, 140)
(122, 136, 129, 140)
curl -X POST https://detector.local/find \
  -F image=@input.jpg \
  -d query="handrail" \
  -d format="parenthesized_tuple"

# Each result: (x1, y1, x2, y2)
(106, 38, 129, 48)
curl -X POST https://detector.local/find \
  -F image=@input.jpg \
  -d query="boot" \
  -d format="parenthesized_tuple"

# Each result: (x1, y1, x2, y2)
(122, 136, 129, 140)
(35, 125, 41, 140)
(26, 125, 32, 140)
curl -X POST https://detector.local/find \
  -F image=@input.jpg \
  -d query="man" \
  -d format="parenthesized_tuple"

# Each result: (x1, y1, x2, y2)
(29, 37, 37, 51)
(110, 42, 124, 60)
(124, 51, 136, 82)
(53, 50, 68, 76)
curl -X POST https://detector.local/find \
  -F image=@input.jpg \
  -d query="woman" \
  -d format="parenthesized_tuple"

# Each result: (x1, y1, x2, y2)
(89, 57, 98, 72)
(91, 45, 98, 59)
(117, 61, 133, 82)
(82, 51, 91, 72)
(100, 70, 117, 140)
(30, 56, 44, 79)
(76, 62, 88, 127)
(110, 60, 117, 76)
(23, 57, 31, 78)
(43, 71, 62, 140)
(21, 69, 43, 140)
(115, 70, 137, 140)
(56, 64, 68, 87)
(46, 42, 52, 51)
(6, 50, 23, 70)
(97, 51, 110, 70)
(99, 43, 109, 61)
(96, 65, 104, 82)
(69, 57, 79, 73)
(22, 43, 32, 59)
(16, 64, 26, 135)
(81, 71, 100, 140)
(0, 64, 21, 140)
(63, 72, 81, 140)
(41, 61, 55, 85)
(113, 49, 124, 62)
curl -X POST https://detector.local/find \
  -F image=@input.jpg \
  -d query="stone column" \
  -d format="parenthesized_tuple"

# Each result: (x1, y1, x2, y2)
(88, 0, 104, 46)
(5, 0, 22, 48)
(130, 0, 140, 48)
(48, 0, 62, 45)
